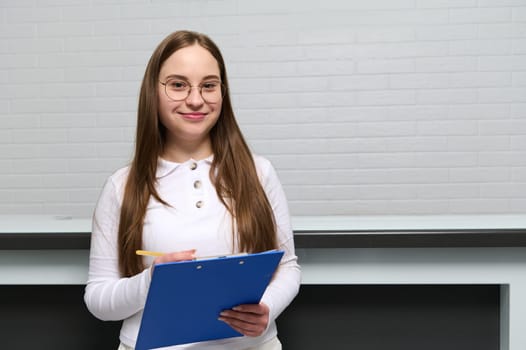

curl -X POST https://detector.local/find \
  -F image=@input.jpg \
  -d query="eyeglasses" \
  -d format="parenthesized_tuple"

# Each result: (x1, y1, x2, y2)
(159, 79, 226, 103)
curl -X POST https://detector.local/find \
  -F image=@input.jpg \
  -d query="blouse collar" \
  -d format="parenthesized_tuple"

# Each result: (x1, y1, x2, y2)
(156, 155, 214, 179)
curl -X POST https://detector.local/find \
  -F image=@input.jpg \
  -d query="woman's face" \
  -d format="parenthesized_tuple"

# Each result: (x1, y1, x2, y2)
(157, 44, 223, 150)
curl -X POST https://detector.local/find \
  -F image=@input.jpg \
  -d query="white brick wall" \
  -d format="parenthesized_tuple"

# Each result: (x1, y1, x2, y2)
(1, 0, 525, 217)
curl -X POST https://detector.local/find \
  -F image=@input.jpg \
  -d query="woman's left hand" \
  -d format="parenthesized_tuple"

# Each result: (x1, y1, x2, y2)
(219, 303, 269, 337)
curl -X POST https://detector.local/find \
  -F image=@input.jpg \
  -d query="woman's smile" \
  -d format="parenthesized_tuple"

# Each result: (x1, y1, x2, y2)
(180, 112, 207, 121)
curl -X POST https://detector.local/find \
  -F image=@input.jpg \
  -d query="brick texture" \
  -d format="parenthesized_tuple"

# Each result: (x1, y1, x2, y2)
(1, 0, 525, 216)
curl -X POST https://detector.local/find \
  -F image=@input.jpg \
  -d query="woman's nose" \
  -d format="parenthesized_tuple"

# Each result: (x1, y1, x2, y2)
(185, 86, 205, 106)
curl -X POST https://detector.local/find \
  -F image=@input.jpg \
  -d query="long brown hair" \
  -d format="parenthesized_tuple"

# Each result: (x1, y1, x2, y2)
(118, 31, 277, 277)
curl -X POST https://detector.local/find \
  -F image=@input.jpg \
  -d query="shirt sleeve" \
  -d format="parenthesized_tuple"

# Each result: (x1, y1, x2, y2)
(83, 172, 152, 321)
(257, 157, 302, 322)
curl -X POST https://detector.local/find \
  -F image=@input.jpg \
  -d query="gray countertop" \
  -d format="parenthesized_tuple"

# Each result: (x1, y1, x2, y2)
(1, 214, 525, 249)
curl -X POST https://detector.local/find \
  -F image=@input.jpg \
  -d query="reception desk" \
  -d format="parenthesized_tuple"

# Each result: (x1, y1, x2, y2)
(1, 214, 525, 349)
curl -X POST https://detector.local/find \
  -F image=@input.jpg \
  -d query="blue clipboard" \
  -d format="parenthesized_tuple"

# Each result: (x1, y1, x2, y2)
(135, 249, 284, 350)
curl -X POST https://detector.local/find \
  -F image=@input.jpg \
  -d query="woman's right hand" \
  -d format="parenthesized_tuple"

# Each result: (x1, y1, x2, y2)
(153, 249, 196, 265)
(150, 249, 196, 276)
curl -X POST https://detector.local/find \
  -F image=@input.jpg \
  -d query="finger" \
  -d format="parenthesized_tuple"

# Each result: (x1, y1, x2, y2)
(232, 303, 267, 315)
(219, 317, 264, 337)
(229, 324, 260, 337)
(220, 303, 269, 328)
(154, 249, 196, 264)
(220, 310, 260, 324)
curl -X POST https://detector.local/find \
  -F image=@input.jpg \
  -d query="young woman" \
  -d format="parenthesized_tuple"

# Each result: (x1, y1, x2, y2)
(84, 30, 301, 350)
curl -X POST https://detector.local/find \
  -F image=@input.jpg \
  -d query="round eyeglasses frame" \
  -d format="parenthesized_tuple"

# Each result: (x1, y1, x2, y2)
(159, 80, 226, 103)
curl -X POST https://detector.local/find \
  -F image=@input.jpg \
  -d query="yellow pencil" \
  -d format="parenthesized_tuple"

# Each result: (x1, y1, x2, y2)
(135, 250, 164, 257)
(135, 250, 249, 260)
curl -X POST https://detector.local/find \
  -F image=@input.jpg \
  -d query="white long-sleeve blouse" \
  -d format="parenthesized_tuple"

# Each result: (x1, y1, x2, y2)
(84, 154, 301, 349)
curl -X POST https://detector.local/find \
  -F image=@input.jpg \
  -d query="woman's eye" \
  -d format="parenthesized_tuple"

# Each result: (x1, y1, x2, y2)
(167, 81, 187, 90)
(202, 82, 219, 90)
